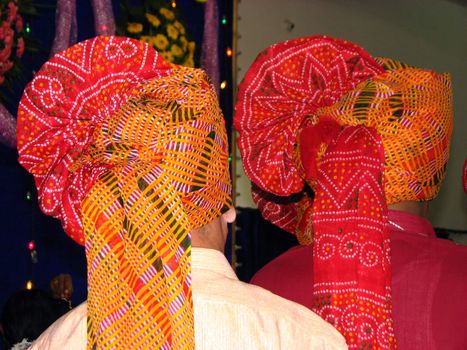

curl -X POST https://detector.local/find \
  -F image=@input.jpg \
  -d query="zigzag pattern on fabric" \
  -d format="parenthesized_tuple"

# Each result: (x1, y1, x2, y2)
(83, 67, 232, 349)
(18, 36, 232, 350)
(17, 36, 171, 244)
(311, 126, 395, 350)
(318, 59, 453, 203)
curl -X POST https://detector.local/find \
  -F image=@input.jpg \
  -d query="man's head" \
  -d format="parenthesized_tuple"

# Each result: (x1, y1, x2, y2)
(234, 37, 453, 235)
(1, 289, 68, 349)
(17, 36, 233, 244)
(17, 35, 232, 349)
(234, 35, 453, 349)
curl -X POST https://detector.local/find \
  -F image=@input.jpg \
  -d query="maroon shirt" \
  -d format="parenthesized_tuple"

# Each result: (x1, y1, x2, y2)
(251, 210, 467, 350)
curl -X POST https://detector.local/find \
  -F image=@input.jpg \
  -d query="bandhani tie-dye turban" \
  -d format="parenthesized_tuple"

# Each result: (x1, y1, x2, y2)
(17, 36, 232, 349)
(234, 35, 452, 350)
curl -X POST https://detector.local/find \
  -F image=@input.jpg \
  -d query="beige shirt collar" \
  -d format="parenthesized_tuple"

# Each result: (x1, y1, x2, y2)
(191, 247, 238, 279)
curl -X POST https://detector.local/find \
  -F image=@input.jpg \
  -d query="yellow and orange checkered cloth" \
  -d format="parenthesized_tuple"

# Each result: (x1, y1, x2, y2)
(318, 57, 453, 204)
(17, 36, 232, 349)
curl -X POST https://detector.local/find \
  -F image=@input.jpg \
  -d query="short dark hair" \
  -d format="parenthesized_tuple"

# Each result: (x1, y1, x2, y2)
(1, 289, 69, 349)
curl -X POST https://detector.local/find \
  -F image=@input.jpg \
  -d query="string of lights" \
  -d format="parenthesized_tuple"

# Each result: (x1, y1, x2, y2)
(25, 189, 38, 290)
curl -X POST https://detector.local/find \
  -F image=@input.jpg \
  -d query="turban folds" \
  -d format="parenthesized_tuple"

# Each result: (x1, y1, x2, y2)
(235, 35, 452, 350)
(318, 57, 453, 204)
(18, 36, 232, 349)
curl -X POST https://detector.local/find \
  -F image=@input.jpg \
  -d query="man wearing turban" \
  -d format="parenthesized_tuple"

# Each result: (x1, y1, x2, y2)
(234, 35, 467, 350)
(18, 36, 347, 350)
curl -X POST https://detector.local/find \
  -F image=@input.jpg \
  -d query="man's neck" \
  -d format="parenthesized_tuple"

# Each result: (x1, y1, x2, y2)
(191, 240, 225, 253)
(190, 218, 226, 253)
(388, 200, 429, 218)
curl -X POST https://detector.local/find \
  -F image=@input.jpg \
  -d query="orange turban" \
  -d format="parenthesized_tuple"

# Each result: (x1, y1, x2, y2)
(318, 58, 453, 204)
(17, 36, 232, 349)
(235, 38, 453, 236)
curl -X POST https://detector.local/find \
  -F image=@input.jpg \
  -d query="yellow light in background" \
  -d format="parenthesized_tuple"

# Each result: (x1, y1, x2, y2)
(226, 48, 233, 57)
(171, 1, 177, 8)
(220, 81, 227, 90)
(26, 280, 33, 290)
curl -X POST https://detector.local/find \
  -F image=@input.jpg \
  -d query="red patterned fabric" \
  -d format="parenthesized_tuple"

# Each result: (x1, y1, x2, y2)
(297, 117, 342, 186)
(311, 125, 394, 349)
(235, 36, 396, 349)
(251, 210, 467, 350)
(235, 35, 384, 234)
(17, 36, 171, 245)
(235, 35, 383, 196)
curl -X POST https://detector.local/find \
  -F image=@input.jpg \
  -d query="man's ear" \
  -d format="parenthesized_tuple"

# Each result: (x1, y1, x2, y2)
(221, 207, 236, 224)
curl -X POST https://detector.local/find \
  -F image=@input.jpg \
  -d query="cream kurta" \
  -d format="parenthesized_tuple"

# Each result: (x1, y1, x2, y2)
(30, 248, 347, 350)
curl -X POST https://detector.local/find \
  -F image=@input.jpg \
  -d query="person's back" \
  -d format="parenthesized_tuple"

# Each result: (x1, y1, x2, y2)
(31, 248, 347, 350)
(388, 211, 467, 350)
(251, 210, 467, 350)
(192, 247, 346, 350)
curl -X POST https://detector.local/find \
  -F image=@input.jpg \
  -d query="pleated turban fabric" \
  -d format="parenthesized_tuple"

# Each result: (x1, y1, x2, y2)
(234, 35, 452, 350)
(17, 36, 232, 349)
